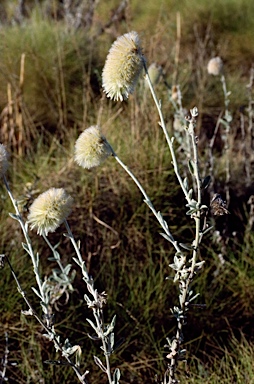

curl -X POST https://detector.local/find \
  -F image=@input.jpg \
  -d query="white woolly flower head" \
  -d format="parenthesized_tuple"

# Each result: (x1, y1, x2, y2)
(27, 188, 73, 236)
(207, 56, 223, 76)
(102, 31, 144, 101)
(74, 125, 112, 169)
(0, 143, 9, 176)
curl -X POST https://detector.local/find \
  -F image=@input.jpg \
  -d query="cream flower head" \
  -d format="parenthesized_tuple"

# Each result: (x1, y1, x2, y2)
(27, 188, 73, 236)
(207, 57, 223, 76)
(0, 144, 8, 177)
(102, 31, 144, 101)
(74, 125, 112, 169)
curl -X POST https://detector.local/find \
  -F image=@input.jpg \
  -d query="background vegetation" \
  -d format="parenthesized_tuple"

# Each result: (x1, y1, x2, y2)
(1, 0, 254, 383)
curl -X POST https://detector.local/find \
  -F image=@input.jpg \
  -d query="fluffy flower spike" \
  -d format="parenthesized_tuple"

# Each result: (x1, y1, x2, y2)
(27, 188, 73, 236)
(102, 31, 144, 101)
(74, 125, 112, 169)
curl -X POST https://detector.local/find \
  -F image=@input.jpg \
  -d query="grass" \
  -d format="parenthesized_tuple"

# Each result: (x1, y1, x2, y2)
(0, 0, 254, 383)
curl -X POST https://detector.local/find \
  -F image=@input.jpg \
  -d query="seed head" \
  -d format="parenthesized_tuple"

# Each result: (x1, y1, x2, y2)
(207, 57, 223, 76)
(27, 188, 73, 236)
(0, 144, 8, 176)
(102, 31, 144, 101)
(74, 126, 112, 169)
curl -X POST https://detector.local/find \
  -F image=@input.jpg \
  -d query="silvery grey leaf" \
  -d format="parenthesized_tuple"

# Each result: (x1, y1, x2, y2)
(108, 332, 115, 352)
(188, 160, 194, 175)
(160, 232, 174, 243)
(21, 308, 33, 316)
(112, 368, 121, 383)
(86, 318, 99, 333)
(188, 189, 193, 199)
(47, 257, 58, 262)
(9, 213, 20, 221)
(183, 177, 189, 191)
(31, 287, 43, 300)
(179, 243, 193, 251)
(22, 243, 29, 254)
(44, 359, 69, 366)
(202, 225, 214, 235)
(87, 333, 100, 341)
(201, 175, 211, 189)
(189, 293, 200, 303)
(72, 257, 81, 267)
(93, 356, 107, 372)
(169, 263, 178, 271)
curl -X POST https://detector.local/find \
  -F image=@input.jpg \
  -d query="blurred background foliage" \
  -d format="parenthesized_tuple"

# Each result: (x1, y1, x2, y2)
(1, 0, 254, 383)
